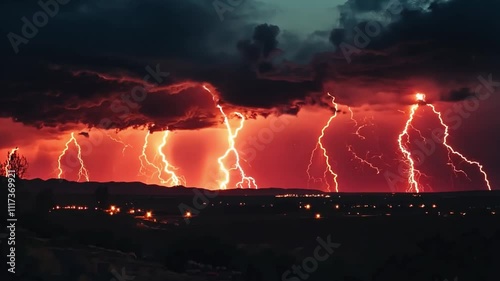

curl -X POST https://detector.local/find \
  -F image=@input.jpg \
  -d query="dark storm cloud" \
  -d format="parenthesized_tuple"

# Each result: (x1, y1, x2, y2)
(1, 0, 500, 131)
(321, 0, 500, 104)
(441, 88, 476, 102)
(0, 0, 326, 131)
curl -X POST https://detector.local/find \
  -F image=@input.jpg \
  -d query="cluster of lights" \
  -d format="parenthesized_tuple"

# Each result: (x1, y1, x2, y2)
(276, 194, 330, 198)
(106, 205, 121, 215)
(52, 205, 88, 210)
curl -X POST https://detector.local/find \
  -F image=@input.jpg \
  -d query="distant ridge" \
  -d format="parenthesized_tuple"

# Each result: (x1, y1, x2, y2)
(7, 177, 325, 196)
(3, 177, 497, 197)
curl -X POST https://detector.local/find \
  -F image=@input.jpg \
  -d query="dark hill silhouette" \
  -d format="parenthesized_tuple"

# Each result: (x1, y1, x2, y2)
(7, 177, 326, 196)
(3, 177, 499, 198)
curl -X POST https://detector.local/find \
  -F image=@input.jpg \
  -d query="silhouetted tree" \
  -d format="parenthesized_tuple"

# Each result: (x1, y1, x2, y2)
(35, 188, 54, 214)
(95, 185, 109, 209)
(0, 149, 28, 178)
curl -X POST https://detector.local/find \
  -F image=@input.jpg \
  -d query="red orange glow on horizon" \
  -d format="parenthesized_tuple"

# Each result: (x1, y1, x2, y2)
(5, 86, 494, 192)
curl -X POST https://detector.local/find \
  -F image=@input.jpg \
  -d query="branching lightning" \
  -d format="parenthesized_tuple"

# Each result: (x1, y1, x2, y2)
(202, 85, 257, 190)
(4, 147, 19, 176)
(105, 132, 132, 156)
(347, 145, 381, 174)
(427, 103, 492, 191)
(158, 131, 186, 186)
(347, 107, 382, 174)
(306, 93, 339, 192)
(397, 93, 492, 192)
(138, 131, 165, 183)
(57, 132, 90, 182)
(397, 102, 423, 193)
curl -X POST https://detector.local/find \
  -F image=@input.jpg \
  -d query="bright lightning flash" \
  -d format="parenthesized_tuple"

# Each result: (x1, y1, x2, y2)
(138, 131, 165, 183)
(4, 147, 19, 176)
(397, 93, 492, 192)
(158, 131, 186, 186)
(397, 102, 423, 193)
(306, 93, 339, 192)
(57, 132, 90, 182)
(426, 102, 492, 191)
(202, 85, 257, 190)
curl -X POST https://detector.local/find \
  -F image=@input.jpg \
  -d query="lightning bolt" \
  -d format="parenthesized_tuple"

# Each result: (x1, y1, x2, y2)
(202, 85, 257, 190)
(426, 103, 491, 191)
(348, 107, 375, 140)
(348, 107, 358, 127)
(57, 132, 90, 182)
(397, 103, 423, 193)
(347, 108, 382, 174)
(347, 145, 381, 174)
(306, 93, 339, 192)
(105, 132, 132, 156)
(158, 131, 186, 186)
(397, 93, 492, 192)
(4, 147, 19, 176)
(138, 131, 165, 183)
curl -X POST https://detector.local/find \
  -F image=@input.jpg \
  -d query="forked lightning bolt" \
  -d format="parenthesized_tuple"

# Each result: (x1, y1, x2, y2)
(138, 131, 166, 183)
(306, 93, 339, 192)
(57, 132, 90, 182)
(4, 147, 19, 176)
(397, 102, 423, 193)
(202, 85, 257, 189)
(398, 93, 492, 192)
(158, 131, 186, 186)
(426, 101, 491, 191)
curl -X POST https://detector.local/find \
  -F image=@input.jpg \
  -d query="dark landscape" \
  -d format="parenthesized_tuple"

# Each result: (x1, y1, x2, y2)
(2, 0, 500, 280)
(2, 177, 499, 281)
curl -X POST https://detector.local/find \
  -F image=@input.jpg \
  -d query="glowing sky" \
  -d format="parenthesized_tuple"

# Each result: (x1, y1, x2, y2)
(1, 92, 499, 192)
(1, 0, 499, 191)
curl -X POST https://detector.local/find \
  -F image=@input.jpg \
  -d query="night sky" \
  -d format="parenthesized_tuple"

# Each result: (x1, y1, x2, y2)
(1, 0, 499, 192)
